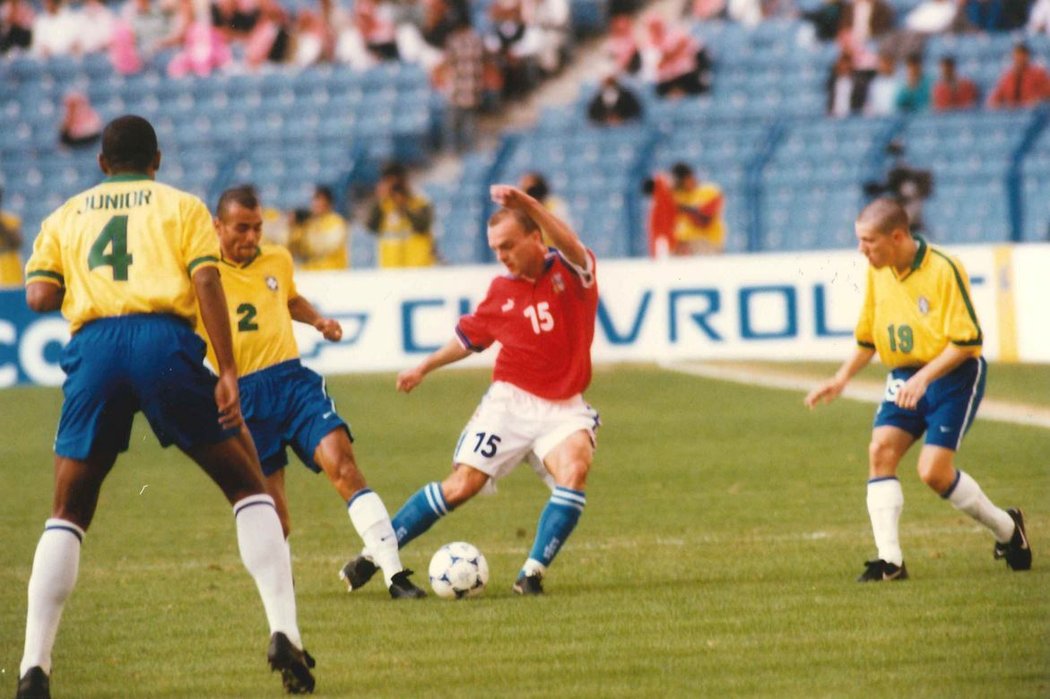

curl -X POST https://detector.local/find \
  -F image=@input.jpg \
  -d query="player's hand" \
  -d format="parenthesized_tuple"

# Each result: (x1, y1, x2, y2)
(215, 370, 244, 430)
(396, 366, 426, 393)
(490, 184, 531, 209)
(315, 318, 343, 342)
(894, 374, 928, 410)
(804, 379, 844, 409)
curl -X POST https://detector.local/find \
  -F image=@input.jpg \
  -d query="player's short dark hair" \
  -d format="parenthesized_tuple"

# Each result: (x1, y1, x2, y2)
(101, 115, 159, 172)
(670, 162, 693, 184)
(857, 197, 910, 236)
(216, 184, 260, 219)
(314, 185, 334, 203)
(488, 207, 539, 234)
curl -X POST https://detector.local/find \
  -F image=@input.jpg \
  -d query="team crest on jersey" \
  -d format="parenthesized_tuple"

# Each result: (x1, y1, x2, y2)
(552, 272, 565, 294)
(266, 275, 278, 292)
(917, 296, 929, 314)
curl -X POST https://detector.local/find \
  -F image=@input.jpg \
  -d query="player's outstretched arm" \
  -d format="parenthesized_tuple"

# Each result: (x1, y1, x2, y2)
(26, 281, 64, 313)
(804, 345, 875, 409)
(490, 185, 589, 270)
(193, 266, 243, 429)
(396, 337, 472, 393)
(289, 295, 342, 342)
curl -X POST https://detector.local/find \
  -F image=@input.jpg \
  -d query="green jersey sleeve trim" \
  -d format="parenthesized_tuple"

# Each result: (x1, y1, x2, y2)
(930, 249, 983, 344)
(26, 270, 65, 285)
(857, 340, 876, 349)
(187, 255, 219, 276)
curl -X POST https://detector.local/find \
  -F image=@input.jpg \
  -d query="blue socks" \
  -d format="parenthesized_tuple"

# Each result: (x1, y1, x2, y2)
(391, 482, 450, 548)
(523, 487, 586, 576)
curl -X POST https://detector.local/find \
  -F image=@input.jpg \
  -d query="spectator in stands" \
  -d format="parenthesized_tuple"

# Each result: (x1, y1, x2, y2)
(31, 0, 78, 57)
(166, 0, 232, 78)
(896, 53, 931, 112)
(440, 15, 485, 152)
(292, 186, 349, 270)
(1, 0, 34, 54)
(587, 73, 643, 126)
(1029, 0, 1050, 33)
(335, 0, 398, 69)
(366, 162, 436, 268)
(78, 0, 117, 54)
(988, 42, 1050, 109)
(864, 139, 932, 233)
(932, 55, 978, 111)
(519, 172, 572, 238)
(691, 0, 727, 21)
(116, 0, 175, 63)
(839, 0, 895, 47)
(397, 0, 455, 75)
(486, 0, 533, 98)
(0, 187, 23, 288)
(59, 92, 103, 148)
(668, 162, 725, 255)
(530, 0, 571, 76)
(904, 0, 960, 34)
(605, 14, 640, 75)
(243, 0, 291, 69)
(864, 53, 900, 115)
(803, 0, 845, 42)
(827, 51, 867, 117)
(642, 15, 711, 98)
(291, 9, 331, 66)
(211, 0, 259, 43)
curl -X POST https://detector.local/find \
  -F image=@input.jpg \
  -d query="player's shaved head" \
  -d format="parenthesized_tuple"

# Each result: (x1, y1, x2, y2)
(489, 207, 539, 235)
(101, 115, 159, 172)
(856, 197, 910, 236)
(217, 185, 261, 219)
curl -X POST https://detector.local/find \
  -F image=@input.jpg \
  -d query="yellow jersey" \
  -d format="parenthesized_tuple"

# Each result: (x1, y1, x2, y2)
(203, 244, 301, 377)
(0, 211, 23, 287)
(295, 211, 348, 271)
(24, 173, 219, 334)
(672, 184, 725, 249)
(855, 237, 982, 368)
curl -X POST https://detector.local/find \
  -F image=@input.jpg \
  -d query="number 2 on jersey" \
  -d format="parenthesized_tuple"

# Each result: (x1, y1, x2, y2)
(88, 215, 133, 281)
(523, 302, 554, 334)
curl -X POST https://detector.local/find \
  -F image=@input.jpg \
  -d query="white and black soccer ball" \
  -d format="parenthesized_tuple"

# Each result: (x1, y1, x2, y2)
(428, 541, 489, 599)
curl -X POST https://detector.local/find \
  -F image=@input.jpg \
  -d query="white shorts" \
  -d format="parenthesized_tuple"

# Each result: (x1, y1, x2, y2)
(452, 382, 600, 488)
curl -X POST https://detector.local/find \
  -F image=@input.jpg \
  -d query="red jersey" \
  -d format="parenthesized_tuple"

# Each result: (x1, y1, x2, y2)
(456, 248, 598, 400)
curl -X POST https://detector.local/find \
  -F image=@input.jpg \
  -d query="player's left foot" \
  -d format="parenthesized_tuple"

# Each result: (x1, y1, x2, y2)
(388, 569, 427, 599)
(512, 572, 544, 596)
(856, 559, 908, 582)
(15, 666, 50, 699)
(339, 554, 378, 592)
(994, 508, 1032, 571)
(267, 632, 316, 695)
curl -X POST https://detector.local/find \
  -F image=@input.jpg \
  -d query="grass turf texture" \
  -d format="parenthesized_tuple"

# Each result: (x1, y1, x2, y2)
(1, 364, 1047, 698)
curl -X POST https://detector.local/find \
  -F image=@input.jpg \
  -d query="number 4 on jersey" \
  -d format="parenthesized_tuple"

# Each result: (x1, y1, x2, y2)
(88, 215, 133, 281)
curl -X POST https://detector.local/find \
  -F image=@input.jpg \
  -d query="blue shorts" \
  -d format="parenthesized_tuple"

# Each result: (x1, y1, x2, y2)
(873, 356, 986, 451)
(55, 314, 238, 460)
(239, 359, 350, 477)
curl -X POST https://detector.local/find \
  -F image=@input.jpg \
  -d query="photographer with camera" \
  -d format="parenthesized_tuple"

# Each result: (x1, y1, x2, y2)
(366, 161, 437, 268)
(864, 139, 933, 234)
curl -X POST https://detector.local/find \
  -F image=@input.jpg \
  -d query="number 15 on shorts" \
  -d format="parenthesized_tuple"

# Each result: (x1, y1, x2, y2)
(471, 432, 501, 458)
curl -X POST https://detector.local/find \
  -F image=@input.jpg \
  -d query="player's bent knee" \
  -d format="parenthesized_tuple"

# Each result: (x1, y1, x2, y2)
(442, 465, 488, 507)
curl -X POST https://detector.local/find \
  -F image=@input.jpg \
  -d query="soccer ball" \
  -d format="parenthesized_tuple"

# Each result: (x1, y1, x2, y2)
(428, 541, 489, 599)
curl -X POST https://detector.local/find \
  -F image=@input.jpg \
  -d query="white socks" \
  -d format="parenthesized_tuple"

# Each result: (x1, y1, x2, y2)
(866, 478, 904, 566)
(348, 489, 402, 587)
(20, 519, 84, 677)
(234, 494, 302, 649)
(943, 470, 1016, 543)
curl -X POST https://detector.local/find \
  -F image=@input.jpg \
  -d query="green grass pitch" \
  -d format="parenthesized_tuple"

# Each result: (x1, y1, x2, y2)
(1, 365, 1047, 698)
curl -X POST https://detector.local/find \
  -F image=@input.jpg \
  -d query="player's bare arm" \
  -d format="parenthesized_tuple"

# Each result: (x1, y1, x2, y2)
(396, 337, 472, 393)
(193, 266, 243, 429)
(25, 281, 64, 313)
(490, 184, 589, 270)
(805, 345, 875, 409)
(895, 344, 974, 410)
(289, 295, 342, 342)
